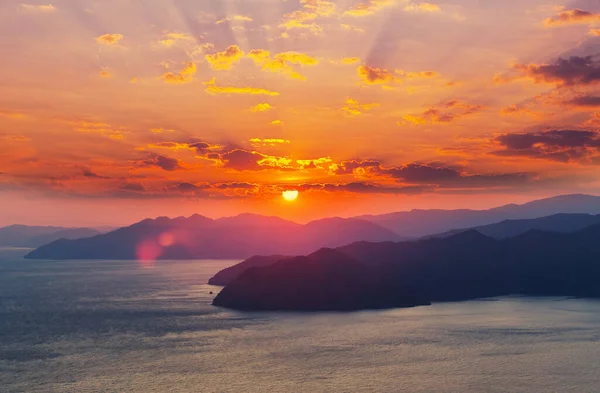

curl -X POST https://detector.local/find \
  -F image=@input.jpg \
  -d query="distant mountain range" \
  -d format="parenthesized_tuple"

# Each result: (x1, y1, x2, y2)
(208, 212, 600, 287)
(213, 223, 600, 311)
(0, 225, 102, 248)
(356, 194, 600, 238)
(429, 213, 600, 240)
(25, 214, 402, 260)
(22, 193, 600, 260)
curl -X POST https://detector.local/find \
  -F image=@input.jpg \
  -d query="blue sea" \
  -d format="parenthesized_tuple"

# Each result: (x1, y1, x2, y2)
(2, 248, 600, 392)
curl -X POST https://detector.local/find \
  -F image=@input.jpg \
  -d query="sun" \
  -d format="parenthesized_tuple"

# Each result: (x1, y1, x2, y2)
(282, 190, 299, 202)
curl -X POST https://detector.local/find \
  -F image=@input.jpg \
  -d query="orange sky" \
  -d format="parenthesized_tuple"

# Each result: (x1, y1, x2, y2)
(1, 0, 600, 226)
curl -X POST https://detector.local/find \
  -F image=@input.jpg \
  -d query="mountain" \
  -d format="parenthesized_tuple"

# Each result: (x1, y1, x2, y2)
(0, 225, 101, 248)
(356, 194, 600, 238)
(208, 212, 600, 286)
(213, 224, 600, 311)
(213, 248, 431, 311)
(430, 213, 600, 240)
(25, 215, 402, 260)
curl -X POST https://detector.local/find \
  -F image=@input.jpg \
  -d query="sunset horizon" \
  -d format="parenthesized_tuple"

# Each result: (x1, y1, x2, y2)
(2, 0, 600, 227)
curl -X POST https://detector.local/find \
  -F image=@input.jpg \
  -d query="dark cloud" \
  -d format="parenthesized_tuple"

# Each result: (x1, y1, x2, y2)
(382, 163, 460, 182)
(493, 129, 600, 163)
(120, 182, 146, 192)
(168, 182, 205, 192)
(333, 160, 382, 175)
(566, 96, 600, 107)
(221, 149, 264, 171)
(214, 182, 258, 189)
(297, 182, 431, 195)
(142, 154, 182, 171)
(514, 56, 600, 86)
(82, 167, 109, 179)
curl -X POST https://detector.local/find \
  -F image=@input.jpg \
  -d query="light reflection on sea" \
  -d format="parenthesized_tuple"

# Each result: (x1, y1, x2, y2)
(1, 251, 600, 393)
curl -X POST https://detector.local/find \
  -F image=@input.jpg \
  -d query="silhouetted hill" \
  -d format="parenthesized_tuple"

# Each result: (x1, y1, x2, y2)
(357, 194, 600, 237)
(213, 248, 431, 311)
(25, 215, 402, 260)
(430, 213, 600, 240)
(208, 255, 292, 286)
(0, 225, 101, 248)
(213, 224, 600, 311)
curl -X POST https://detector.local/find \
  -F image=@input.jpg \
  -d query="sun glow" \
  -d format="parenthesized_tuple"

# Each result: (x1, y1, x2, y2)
(282, 190, 299, 202)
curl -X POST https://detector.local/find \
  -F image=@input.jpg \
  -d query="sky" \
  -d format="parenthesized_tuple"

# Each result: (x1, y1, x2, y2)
(1, 0, 600, 226)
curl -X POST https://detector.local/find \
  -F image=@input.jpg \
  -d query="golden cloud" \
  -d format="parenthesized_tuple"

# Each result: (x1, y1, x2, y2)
(402, 100, 484, 124)
(99, 69, 112, 78)
(404, 3, 441, 13)
(158, 32, 196, 47)
(340, 24, 366, 33)
(500, 105, 541, 118)
(20, 4, 56, 12)
(216, 15, 253, 24)
(342, 57, 360, 64)
(250, 138, 291, 146)
(96, 33, 123, 46)
(204, 78, 279, 96)
(341, 98, 379, 116)
(68, 120, 125, 140)
(205, 45, 245, 71)
(344, 0, 393, 17)
(0, 110, 26, 120)
(248, 49, 318, 80)
(590, 29, 600, 36)
(358, 65, 399, 85)
(544, 9, 600, 27)
(251, 103, 274, 112)
(163, 62, 197, 84)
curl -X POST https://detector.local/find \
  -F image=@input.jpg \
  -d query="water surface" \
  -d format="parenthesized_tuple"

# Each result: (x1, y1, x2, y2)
(2, 251, 600, 392)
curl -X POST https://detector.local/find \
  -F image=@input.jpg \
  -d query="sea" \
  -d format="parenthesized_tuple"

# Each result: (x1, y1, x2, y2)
(2, 248, 600, 393)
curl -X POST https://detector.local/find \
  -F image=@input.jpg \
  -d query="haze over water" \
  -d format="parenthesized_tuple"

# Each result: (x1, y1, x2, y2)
(1, 250, 600, 393)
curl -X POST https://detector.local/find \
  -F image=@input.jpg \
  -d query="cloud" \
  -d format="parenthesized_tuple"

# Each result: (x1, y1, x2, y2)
(500, 104, 541, 118)
(358, 65, 438, 87)
(358, 65, 400, 85)
(341, 57, 360, 64)
(204, 77, 279, 96)
(96, 34, 123, 46)
(168, 182, 204, 193)
(68, 120, 124, 140)
(298, 182, 430, 195)
(344, 0, 394, 17)
(220, 149, 266, 171)
(98, 69, 112, 78)
(250, 138, 291, 147)
(0, 110, 26, 120)
(248, 49, 318, 80)
(205, 45, 245, 70)
(20, 4, 56, 12)
(498, 56, 600, 87)
(493, 129, 600, 163)
(404, 3, 441, 13)
(332, 160, 533, 188)
(158, 32, 197, 47)
(251, 103, 274, 112)
(590, 29, 600, 36)
(331, 160, 382, 175)
(402, 100, 484, 124)
(141, 154, 182, 171)
(543, 9, 600, 27)
(341, 98, 379, 116)
(216, 15, 253, 24)
(565, 96, 600, 107)
(163, 62, 197, 84)
(82, 167, 109, 179)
